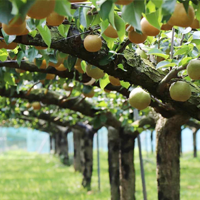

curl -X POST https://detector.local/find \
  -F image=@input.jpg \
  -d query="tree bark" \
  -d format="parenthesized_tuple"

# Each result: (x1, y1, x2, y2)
(49, 134, 54, 153)
(119, 128, 135, 200)
(59, 131, 70, 165)
(192, 129, 198, 158)
(79, 125, 94, 191)
(156, 114, 189, 200)
(180, 130, 182, 156)
(73, 129, 82, 172)
(55, 133, 60, 155)
(49, 133, 55, 154)
(150, 130, 154, 154)
(108, 126, 120, 200)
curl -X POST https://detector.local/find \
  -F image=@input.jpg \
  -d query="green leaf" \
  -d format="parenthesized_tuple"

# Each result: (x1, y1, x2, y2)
(90, 0, 97, 7)
(192, 39, 200, 52)
(58, 24, 70, 37)
(34, 58, 43, 68)
(146, 1, 156, 13)
(196, 4, 200, 21)
(120, 81, 130, 89)
(29, 30, 37, 38)
(99, 1, 113, 21)
(37, 25, 51, 48)
(145, 10, 161, 29)
(92, 116, 101, 129)
(91, 14, 101, 26)
(1, 29, 16, 44)
(99, 54, 114, 66)
(114, 13, 125, 42)
(97, 101, 108, 107)
(162, 0, 176, 22)
(101, 34, 116, 49)
(0, 0, 14, 24)
(11, 0, 36, 19)
(118, 63, 125, 71)
(0, 49, 8, 61)
(9, 51, 16, 59)
(64, 55, 77, 72)
(26, 47, 38, 62)
(33, 73, 46, 82)
(148, 48, 169, 59)
(17, 51, 25, 66)
(81, 60, 87, 72)
(182, 1, 189, 13)
(55, 0, 71, 17)
(151, 0, 163, 8)
(179, 57, 192, 66)
(82, 85, 93, 94)
(92, 114, 107, 129)
(100, 20, 109, 35)
(156, 60, 177, 69)
(122, 1, 144, 31)
(4, 72, 15, 86)
(99, 74, 109, 89)
(79, 7, 93, 28)
(174, 46, 190, 56)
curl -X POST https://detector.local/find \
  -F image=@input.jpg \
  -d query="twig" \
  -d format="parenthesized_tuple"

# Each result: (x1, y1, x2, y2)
(157, 33, 161, 50)
(178, 34, 185, 60)
(157, 64, 187, 94)
(117, 39, 131, 54)
(59, 88, 74, 103)
(170, 27, 175, 59)
(44, 82, 52, 95)
(114, 39, 131, 69)
(180, 34, 185, 46)
(151, 96, 166, 107)
(51, 27, 99, 44)
(26, 81, 41, 96)
(71, 96, 86, 110)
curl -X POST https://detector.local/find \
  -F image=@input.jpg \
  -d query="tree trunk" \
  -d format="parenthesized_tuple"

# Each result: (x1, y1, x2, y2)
(73, 129, 82, 172)
(108, 126, 120, 200)
(180, 130, 182, 156)
(119, 128, 135, 200)
(80, 126, 94, 191)
(59, 131, 70, 165)
(193, 129, 198, 158)
(150, 130, 154, 154)
(50, 134, 53, 152)
(156, 114, 189, 200)
(54, 133, 60, 155)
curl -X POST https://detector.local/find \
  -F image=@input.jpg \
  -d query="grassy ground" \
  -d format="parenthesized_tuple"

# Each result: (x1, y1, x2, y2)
(0, 150, 200, 200)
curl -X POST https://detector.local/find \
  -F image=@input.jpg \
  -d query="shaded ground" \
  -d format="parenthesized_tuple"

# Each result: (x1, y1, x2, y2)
(0, 150, 199, 200)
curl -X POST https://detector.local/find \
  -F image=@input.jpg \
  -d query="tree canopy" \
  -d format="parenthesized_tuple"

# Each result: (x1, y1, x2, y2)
(0, 0, 200, 128)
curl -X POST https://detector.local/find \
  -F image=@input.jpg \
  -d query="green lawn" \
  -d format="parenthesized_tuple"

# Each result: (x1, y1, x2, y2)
(0, 150, 200, 200)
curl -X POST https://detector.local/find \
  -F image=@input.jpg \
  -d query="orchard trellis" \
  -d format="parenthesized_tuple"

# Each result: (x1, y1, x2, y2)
(0, 0, 200, 200)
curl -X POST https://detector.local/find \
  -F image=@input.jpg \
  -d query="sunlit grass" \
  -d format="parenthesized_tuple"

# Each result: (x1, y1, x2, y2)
(0, 150, 199, 200)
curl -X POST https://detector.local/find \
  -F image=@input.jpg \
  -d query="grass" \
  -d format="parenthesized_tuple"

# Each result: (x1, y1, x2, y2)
(0, 150, 200, 200)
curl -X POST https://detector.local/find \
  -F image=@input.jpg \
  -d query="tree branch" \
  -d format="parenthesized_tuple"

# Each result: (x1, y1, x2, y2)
(0, 27, 200, 121)
(0, 87, 122, 129)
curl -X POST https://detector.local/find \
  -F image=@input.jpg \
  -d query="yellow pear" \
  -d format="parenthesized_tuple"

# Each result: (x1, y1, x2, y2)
(129, 87, 151, 110)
